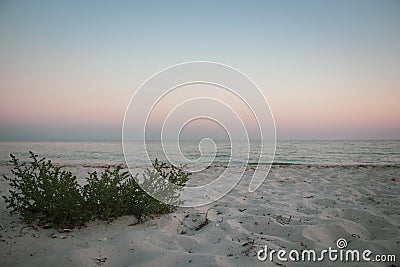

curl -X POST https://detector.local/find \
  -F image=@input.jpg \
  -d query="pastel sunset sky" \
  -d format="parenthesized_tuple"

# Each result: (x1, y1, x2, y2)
(0, 0, 399, 140)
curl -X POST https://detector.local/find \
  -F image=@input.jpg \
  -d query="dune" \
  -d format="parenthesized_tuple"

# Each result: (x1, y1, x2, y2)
(1, 165, 399, 266)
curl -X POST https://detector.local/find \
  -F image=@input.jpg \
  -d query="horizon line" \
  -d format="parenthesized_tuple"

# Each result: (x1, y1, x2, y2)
(0, 139, 399, 142)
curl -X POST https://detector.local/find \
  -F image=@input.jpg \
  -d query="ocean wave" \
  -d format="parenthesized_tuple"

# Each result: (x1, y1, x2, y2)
(1, 161, 399, 169)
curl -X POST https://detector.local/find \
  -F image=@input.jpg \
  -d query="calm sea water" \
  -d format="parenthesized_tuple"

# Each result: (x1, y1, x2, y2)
(0, 140, 399, 167)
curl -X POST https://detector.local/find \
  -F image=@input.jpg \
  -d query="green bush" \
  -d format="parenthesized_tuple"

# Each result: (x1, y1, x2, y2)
(2, 152, 190, 228)
(141, 159, 190, 206)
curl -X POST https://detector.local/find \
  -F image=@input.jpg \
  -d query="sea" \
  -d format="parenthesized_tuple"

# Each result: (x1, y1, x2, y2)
(0, 140, 399, 168)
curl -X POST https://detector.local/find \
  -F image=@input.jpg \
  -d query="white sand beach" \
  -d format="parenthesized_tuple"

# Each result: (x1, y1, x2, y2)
(1, 165, 399, 267)
(1, 0, 399, 266)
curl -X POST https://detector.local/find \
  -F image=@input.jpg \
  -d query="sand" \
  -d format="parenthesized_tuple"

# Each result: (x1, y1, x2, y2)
(1, 165, 399, 266)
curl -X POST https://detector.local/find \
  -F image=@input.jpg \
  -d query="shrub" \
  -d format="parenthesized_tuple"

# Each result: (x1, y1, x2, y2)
(2, 152, 190, 228)
(82, 167, 131, 220)
(142, 158, 191, 206)
(2, 152, 87, 228)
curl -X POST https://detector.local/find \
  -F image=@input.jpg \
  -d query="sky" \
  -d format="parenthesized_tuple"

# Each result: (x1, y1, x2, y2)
(0, 0, 399, 141)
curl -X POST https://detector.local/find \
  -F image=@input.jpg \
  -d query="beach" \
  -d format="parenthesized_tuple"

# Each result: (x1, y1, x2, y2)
(2, 0, 400, 265)
(1, 164, 399, 266)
